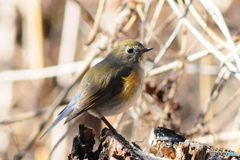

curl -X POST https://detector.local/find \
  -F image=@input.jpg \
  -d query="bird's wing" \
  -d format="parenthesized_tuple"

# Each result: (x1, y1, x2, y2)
(64, 65, 133, 123)
(40, 65, 132, 139)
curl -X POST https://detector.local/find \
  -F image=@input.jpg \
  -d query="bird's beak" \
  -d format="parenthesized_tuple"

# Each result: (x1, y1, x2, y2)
(143, 47, 153, 52)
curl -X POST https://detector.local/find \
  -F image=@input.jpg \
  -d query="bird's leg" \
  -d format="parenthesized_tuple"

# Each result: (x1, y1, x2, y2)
(100, 116, 117, 133)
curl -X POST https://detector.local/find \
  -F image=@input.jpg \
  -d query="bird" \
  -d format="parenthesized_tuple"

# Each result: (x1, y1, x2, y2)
(40, 39, 153, 139)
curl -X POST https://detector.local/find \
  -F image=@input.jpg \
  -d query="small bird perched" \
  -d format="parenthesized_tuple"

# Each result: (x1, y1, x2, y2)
(41, 39, 153, 139)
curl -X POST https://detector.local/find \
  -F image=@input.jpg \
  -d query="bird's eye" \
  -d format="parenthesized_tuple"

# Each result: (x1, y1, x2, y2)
(126, 48, 134, 54)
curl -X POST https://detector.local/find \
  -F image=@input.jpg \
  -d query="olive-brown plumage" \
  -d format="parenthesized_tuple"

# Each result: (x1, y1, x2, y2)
(41, 40, 153, 139)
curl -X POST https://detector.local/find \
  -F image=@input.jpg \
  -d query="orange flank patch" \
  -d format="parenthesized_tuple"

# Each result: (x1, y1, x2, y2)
(121, 70, 139, 99)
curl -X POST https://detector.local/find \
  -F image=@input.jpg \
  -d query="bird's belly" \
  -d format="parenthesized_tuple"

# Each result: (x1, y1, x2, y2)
(88, 86, 142, 117)
(88, 67, 144, 117)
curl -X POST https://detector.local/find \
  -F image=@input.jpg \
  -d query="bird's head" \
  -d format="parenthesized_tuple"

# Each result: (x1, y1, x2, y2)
(108, 40, 153, 64)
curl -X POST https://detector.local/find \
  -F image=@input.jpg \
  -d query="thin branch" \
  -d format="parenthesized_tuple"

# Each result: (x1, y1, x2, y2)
(222, 44, 240, 65)
(195, 67, 229, 124)
(0, 107, 50, 125)
(167, 0, 240, 80)
(198, 0, 240, 72)
(148, 46, 215, 77)
(149, 0, 164, 30)
(153, 20, 183, 65)
(185, 0, 230, 50)
(0, 61, 85, 83)
(122, 14, 137, 32)
(136, 4, 163, 45)
(204, 87, 240, 125)
(85, 0, 106, 44)
(141, 0, 152, 43)
(199, 0, 234, 47)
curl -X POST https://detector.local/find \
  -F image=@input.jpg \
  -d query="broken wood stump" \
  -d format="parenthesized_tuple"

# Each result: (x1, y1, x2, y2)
(151, 127, 240, 160)
(68, 124, 162, 160)
(68, 125, 239, 160)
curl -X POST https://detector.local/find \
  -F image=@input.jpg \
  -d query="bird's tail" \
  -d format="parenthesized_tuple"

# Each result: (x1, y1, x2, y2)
(40, 106, 73, 140)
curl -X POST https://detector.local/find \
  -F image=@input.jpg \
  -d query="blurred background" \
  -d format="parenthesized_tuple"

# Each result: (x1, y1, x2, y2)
(0, 0, 240, 159)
